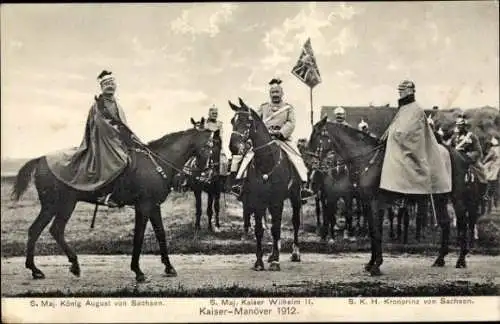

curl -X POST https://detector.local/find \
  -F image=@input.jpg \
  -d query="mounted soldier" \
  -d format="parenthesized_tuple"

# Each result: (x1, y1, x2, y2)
(180, 105, 227, 188)
(205, 105, 229, 178)
(230, 78, 314, 200)
(329, 106, 351, 126)
(379, 80, 452, 196)
(46, 70, 143, 207)
(483, 136, 500, 211)
(450, 114, 486, 184)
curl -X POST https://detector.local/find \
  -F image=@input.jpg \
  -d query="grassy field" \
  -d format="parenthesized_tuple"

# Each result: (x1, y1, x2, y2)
(2, 177, 499, 258)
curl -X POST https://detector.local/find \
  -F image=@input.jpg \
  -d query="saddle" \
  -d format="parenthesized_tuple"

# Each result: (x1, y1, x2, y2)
(181, 156, 216, 185)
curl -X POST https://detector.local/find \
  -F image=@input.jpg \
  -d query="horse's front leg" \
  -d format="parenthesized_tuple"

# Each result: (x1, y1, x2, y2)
(452, 197, 468, 268)
(49, 198, 79, 277)
(290, 192, 302, 262)
(26, 204, 56, 279)
(267, 202, 284, 271)
(206, 192, 214, 232)
(315, 195, 322, 235)
(241, 198, 253, 241)
(328, 197, 338, 244)
(149, 204, 177, 277)
(432, 195, 450, 267)
(387, 207, 395, 240)
(131, 202, 150, 282)
(365, 200, 376, 272)
(213, 191, 221, 232)
(368, 201, 384, 276)
(194, 190, 202, 235)
(467, 196, 480, 249)
(253, 207, 266, 271)
(344, 196, 355, 242)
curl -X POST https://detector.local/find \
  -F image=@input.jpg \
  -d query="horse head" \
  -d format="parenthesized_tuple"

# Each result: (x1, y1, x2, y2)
(308, 116, 335, 158)
(190, 117, 206, 130)
(189, 117, 221, 184)
(228, 98, 271, 156)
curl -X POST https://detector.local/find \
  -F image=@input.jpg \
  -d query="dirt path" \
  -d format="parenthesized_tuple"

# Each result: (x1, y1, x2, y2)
(2, 253, 499, 296)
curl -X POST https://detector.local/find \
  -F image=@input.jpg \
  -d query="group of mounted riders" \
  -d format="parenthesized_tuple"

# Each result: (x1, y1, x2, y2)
(47, 70, 498, 221)
(13, 69, 500, 280)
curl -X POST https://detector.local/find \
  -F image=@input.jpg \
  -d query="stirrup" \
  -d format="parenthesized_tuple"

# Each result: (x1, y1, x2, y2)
(97, 193, 119, 208)
(230, 185, 243, 197)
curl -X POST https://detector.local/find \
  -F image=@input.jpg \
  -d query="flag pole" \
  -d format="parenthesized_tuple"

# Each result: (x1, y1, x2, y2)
(310, 86, 314, 126)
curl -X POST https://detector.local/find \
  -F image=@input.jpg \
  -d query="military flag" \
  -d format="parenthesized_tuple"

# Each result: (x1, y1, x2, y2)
(291, 38, 322, 88)
(291, 38, 322, 126)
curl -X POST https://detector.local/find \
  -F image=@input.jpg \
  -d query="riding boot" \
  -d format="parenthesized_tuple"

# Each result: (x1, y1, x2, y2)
(96, 193, 120, 208)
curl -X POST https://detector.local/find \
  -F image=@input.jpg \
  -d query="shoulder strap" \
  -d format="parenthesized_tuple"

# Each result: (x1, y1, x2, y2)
(263, 104, 292, 123)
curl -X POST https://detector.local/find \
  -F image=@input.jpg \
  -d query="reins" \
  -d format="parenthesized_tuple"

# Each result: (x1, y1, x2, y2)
(306, 134, 385, 173)
(232, 110, 284, 179)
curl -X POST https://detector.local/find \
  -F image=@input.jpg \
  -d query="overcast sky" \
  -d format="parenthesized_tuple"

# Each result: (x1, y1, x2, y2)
(1, 2, 498, 158)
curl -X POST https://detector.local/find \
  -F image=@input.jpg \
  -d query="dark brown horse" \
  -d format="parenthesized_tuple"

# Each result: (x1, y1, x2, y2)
(11, 122, 219, 282)
(306, 125, 357, 243)
(182, 118, 224, 234)
(228, 98, 302, 271)
(310, 117, 479, 276)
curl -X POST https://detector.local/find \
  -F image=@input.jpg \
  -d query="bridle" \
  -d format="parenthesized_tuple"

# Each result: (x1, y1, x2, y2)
(231, 110, 283, 178)
(133, 129, 219, 184)
(306, 125, 384, 177)
(191, 131, 220, 183)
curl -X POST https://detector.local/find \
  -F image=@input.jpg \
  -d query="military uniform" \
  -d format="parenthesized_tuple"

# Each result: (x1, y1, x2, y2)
(205, 119, 229, 176)
(230, 78, 314, 200)
(450, 127, 486, 183)
(380, 81, 452, 194)
(235, 101, 309, 182)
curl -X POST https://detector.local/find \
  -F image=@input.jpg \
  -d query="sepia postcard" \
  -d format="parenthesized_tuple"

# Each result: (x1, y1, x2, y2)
(1, 2, 499, 323)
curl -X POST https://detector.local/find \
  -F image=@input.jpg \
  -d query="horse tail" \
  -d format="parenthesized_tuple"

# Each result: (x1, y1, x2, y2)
(11, 157, 41, 201)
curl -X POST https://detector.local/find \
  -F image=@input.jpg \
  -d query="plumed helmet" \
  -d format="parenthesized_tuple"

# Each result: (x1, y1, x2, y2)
(334, 106, 346, 116)
(97, 70, 114, 84)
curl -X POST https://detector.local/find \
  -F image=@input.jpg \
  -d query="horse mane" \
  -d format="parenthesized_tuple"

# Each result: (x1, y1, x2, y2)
(326, 122, 380, 147)
(147, 129, 195, 150)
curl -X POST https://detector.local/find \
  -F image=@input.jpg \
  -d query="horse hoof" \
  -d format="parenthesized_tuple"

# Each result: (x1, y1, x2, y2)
(267, 254, 279, 263)
(290, 253, 301, 262)
(32, 271, 46, 280)
(253, 262, 265, 271)
(269, 262, 281, 271)
(370, 268, 382, 276)
(455, 261, 467, 269)
(164, 268, 178, 277)
(136, 274, 146, 283)
(364, 264, 373, 272)
(70, 264, 81, 277)
(214, 226, 221, 233)
(432, 259, 445, 267)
